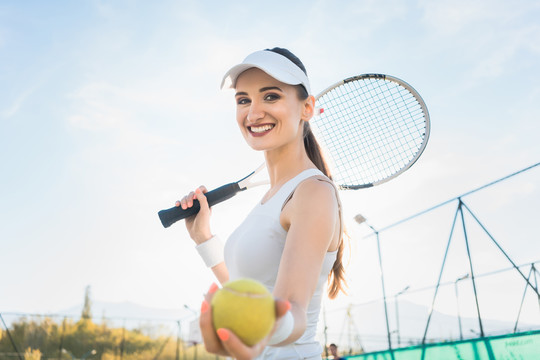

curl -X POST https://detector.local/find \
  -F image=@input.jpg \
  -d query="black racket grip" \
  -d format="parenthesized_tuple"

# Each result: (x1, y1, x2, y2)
(158, 182, 242, 228)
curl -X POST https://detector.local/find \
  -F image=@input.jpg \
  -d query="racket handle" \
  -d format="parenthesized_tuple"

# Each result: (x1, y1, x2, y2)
(158, 183, 242, 228)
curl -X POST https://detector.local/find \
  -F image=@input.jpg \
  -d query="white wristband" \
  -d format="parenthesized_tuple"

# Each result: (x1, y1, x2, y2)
(195, 235, 224, 268)
(268, 310, 294, 345)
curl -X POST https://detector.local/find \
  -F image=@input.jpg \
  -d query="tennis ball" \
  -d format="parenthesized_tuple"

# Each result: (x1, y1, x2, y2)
(211, 278, 275, 346)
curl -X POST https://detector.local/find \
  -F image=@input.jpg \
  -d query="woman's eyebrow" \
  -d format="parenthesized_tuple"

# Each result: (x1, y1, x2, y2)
(259, 86, 283, 93)
(235, 86, 283, 97)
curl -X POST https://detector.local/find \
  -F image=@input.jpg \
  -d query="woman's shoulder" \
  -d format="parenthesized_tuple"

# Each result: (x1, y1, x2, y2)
(290, 174, 339, 211)
(298, 173, 335, 191)
(280, 173, 340, 241)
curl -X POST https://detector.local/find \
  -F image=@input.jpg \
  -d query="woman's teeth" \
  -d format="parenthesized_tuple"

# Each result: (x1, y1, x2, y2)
(250, 124, 274, 133)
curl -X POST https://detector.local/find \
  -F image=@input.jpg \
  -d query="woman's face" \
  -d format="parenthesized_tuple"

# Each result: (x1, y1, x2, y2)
(234, 68, 312, 152)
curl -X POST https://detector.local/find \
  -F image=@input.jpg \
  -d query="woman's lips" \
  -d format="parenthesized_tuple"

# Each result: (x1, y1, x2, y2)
(248, 124, 275, 136)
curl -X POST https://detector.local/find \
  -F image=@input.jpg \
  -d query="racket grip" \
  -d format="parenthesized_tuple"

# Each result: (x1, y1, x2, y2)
(158, 182, 242, 228)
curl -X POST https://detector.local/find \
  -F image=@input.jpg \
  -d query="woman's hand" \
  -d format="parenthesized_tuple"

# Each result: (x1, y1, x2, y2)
(175, 186, 213, 244)
(199, 283, 291, 360)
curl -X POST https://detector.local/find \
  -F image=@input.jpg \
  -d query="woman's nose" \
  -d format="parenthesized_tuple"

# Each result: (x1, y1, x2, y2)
(247, 101, 264, 123)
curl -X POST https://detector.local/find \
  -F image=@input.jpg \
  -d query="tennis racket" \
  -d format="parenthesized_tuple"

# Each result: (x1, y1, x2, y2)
(158, 74, 430, 228)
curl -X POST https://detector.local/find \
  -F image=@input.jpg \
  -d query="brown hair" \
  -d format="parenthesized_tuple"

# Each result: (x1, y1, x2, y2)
(303, 122, 348, 299)
(268, 47, 347, 299)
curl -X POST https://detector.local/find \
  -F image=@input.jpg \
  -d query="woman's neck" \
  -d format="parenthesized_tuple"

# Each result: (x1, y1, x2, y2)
(264, 140, 315, 188)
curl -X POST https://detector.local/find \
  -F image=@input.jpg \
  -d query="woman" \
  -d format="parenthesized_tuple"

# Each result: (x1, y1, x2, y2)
(176, 47, 346, 359)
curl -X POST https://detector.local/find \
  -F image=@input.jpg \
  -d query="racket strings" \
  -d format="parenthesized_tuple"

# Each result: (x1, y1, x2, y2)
(313, 77, 428, 187)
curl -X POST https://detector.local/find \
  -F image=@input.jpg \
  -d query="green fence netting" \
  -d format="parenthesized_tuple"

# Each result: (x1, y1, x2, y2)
(344, 330, 539, 360)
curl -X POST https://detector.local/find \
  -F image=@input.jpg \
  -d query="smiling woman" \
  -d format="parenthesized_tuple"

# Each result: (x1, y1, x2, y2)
(176, 48, 347, 359)
(233, 68, 311, 153)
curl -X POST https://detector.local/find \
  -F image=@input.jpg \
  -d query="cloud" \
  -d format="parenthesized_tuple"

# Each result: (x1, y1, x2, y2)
(1, 53, 67, 119)
(1, 85, 37, 119)
(419, 0, 525, 35)
(420, 0, 485, 35)
(470, 23, 540, 79)
(67, 82, 124, 131)
(419, 0, 540, 81)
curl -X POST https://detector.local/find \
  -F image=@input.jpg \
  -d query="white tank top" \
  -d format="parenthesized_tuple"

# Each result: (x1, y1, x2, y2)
(225, 168, 338, 359)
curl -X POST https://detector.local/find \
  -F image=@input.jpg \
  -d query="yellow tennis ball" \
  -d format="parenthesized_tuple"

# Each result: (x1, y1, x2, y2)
(211, 278, 275, 346)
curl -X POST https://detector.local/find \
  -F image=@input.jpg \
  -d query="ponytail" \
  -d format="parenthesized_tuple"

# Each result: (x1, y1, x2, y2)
(303, 122, 348, 299)
(303, 122, 331, 178)
(268, 47, 348, 299)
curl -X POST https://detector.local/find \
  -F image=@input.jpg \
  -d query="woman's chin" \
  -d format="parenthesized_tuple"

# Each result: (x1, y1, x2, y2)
(248, 144, 270, 152)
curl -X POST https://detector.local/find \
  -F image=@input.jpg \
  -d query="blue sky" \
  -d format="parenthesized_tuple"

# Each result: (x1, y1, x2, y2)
(1, 0, 539, 343)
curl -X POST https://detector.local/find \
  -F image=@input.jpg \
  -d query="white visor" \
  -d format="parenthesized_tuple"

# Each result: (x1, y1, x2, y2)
(220, 50, 311, 94)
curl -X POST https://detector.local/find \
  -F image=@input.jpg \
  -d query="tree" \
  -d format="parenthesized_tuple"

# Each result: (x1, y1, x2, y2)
(81, 286, 92, 320)
(24, 347, 42, 360)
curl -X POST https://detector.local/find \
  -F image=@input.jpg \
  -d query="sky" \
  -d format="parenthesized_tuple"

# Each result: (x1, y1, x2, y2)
(1, 0, 540, 347)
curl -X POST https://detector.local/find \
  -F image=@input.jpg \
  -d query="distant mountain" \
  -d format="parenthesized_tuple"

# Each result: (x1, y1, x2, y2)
(4, 300, 536, 353)
(321, 300, 538, 352)
(60, 301, 201, 341)
(61, 301, 191, 323)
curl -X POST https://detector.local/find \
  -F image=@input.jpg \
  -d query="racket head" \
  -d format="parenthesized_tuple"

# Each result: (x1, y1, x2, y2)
(311, 74, 430, 189)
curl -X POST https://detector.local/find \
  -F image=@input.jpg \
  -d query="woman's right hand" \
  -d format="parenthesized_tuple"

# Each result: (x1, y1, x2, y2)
(199, 283, 292, 360)
(175, 186, 213, 244)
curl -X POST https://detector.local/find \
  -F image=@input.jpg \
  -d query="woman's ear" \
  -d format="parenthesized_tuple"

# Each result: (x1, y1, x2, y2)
(301, 95, 316, 122)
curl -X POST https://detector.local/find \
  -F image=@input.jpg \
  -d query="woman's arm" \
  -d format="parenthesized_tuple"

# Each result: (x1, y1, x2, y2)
(177, 186, 230, 285)
(272, 177, 340, 344)
(210, 262, 229, 285)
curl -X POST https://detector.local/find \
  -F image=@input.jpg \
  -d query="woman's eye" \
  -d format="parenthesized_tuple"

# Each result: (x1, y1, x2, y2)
(236, 98, 250, 105)
(264, 93, 280, 101)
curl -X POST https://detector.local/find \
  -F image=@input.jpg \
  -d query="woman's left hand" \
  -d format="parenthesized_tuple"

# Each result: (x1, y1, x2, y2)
(199, 283, 291, 360)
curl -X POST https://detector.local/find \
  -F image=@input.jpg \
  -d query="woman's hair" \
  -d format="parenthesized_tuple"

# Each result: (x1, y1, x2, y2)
(267, 47, 347, 299)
